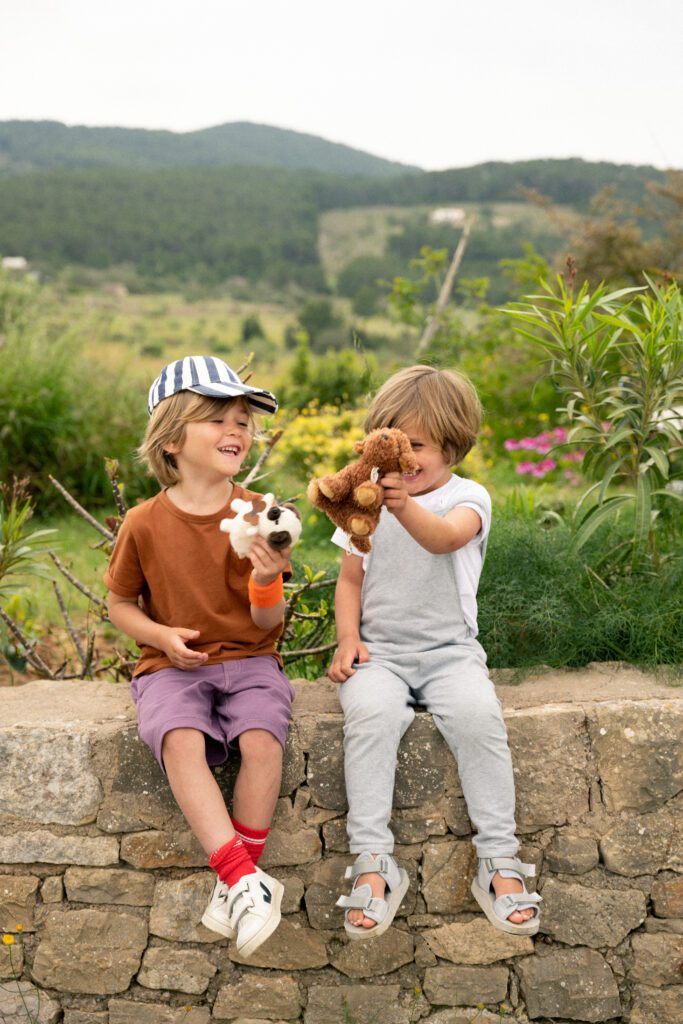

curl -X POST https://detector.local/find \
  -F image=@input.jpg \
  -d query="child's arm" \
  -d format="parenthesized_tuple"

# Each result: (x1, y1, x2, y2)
(381, 472, 482, 553)
(246, 537, 290, 631)
(328, 552, 369, 683)
(107, 592, 209, 669)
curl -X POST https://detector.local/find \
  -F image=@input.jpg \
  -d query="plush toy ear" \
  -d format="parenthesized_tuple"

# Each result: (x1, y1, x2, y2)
(282, 502, 301, 521)
(353, 439, 365, 454)
(251, 498, 267, 514)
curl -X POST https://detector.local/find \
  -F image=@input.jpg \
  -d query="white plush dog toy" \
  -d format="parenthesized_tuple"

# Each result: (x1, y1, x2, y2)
(220, 493, 302, 558)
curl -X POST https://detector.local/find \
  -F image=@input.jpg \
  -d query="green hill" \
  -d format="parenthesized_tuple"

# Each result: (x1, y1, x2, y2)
(0, 120, 419, 177)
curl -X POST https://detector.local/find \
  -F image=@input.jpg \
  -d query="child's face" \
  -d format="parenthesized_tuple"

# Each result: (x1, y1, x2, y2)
(399, 420, 452, 496)
(165, 399, 252, 482)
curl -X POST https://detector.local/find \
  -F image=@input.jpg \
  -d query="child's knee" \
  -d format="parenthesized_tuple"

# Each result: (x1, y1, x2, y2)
(161, 727, 206, 762)
(238, 728, 283, 764)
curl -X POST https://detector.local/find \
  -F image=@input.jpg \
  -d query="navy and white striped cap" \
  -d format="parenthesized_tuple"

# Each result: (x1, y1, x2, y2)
(147, 356, 278, 416)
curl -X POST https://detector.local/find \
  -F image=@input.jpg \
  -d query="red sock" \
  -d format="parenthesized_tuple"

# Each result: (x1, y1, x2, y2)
(232, 817, 270, 865)
(209, 836, 256, 888)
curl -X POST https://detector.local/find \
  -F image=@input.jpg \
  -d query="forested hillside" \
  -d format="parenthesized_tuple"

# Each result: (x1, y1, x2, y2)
(0, 120, 418, 176)
(0, 119, 670, 293)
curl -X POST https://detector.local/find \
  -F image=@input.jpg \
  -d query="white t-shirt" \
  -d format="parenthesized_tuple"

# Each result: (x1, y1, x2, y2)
(331, 473, 491, 638)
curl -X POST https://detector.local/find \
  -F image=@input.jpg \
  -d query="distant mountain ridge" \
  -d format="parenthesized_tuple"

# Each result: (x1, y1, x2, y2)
(0, 120, 421, 177)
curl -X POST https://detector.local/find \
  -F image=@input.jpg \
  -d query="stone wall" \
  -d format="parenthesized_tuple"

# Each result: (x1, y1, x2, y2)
(0, 668, 682, 1024)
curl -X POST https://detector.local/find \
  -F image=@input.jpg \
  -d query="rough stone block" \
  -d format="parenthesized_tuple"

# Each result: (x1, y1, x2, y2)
(420, 1011, 503, 1024)
(0, 874, 39, 931)
(0, 937, 24, 979)
(138, 946, 217, 994)
(93, 726, 180, 833)
(306, 718, 346, 809)
(41, 876, 64, 903)
(149, 873, 222, 943)
(0, 832, 119, 866)
(540, 878, 646, 948)
(32, 908, 148, 994)
(423, 964, 509, 1006)
(331, 928, 414, 978)
(280, 722, 306, 795)
(304, 985, 409, 1024)
(213, 974, 302, 1019)
(0, 980, 60, 1023)
(108, 1002, 210, 1024)
(588, 701, 683, 812)
(321, 817, 348, 852)
(600, 800, 683, 876)
(64, 867, 155, 906)
(120, 830, 206, 869)
(390, 804, 448, 844)
(0, 727, 102, 825)
(424, 919, 533, 965)
(516, 947, 621, 1022)
(630, 984, 683, 1024)
(62, 1011, 109, 1024)
(629, 932, 683, 986)
(421, 840, 476, 914)
(651, 874, 683, 917)
(279, 874, 305, 914)
(229, 917, 328, 969)
(259, 826, 321, 869)
(394, 715, 451, 808)
(545, 833, 599, 875)
(506, 708, 590, 830)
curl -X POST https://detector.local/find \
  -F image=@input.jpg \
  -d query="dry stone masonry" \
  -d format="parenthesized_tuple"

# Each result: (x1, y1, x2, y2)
(0, 668, 682, 1023)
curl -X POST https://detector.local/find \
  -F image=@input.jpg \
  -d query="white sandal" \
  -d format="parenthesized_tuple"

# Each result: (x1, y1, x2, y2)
(336, 851, 409, 940)
(471, 856, 542, 936)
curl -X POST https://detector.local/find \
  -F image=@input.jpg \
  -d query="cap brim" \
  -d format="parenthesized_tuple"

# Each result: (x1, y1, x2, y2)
(186, 382, 278, 415)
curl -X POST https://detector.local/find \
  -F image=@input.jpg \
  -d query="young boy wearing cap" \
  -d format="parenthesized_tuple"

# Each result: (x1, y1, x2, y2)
(105, 355, 294, 958)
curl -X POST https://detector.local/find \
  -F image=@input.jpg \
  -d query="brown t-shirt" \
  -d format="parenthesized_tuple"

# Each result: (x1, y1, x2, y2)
(104, 485, 288, 677)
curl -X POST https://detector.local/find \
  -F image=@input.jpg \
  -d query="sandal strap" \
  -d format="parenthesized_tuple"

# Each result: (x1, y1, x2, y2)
(494, 891, 542, 920)
(336, 892, 388, 922)
(344, 852, 401, 890)
(482, 856, 536, 878)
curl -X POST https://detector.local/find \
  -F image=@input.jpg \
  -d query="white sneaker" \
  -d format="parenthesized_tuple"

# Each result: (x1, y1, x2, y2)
(229, 867, 284, 958)
(201, 878, 236, 939)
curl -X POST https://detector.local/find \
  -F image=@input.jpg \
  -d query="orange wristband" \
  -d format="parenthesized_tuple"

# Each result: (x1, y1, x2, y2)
(248, 574, 284, 609)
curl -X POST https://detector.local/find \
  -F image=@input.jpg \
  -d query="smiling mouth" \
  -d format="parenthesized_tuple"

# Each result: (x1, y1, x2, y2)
(218, 445, 240, 456)
(402, 470, 421, 480)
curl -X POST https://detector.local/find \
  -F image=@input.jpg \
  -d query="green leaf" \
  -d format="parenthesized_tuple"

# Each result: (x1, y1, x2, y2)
(573, 495, 633, 551)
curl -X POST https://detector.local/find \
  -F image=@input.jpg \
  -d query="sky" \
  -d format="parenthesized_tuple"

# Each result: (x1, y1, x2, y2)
(1, 0, 682, 171)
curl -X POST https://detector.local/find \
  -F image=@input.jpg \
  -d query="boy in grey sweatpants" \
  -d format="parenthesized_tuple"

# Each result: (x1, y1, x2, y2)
(328, 365, 541, 940)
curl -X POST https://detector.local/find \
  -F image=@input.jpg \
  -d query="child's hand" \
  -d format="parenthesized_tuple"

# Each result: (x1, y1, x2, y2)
(158, 626, 209, 670)
(381, 471, 409, 514)
(328, 637, 370, 684)
(247, 537, 291, 584)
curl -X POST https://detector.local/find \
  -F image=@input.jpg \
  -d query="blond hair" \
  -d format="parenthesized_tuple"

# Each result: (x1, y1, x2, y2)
(138, 392, 255, 487)
(365, 365, 481, 465)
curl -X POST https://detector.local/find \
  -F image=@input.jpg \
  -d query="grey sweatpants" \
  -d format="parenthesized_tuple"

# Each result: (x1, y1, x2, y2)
(338, 504, 518, 857)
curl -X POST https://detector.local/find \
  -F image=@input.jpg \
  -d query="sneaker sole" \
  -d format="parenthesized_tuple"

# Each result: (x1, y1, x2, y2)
(235, 878, 284, 958)
(200, 910, 236, 940)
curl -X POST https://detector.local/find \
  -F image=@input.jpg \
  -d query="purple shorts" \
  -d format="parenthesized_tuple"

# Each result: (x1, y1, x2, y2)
(130, 656, 295, 771)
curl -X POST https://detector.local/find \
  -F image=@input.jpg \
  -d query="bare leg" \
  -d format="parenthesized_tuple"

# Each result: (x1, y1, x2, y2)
(162, 728, 235, 855)
(232, 729, 283, 830)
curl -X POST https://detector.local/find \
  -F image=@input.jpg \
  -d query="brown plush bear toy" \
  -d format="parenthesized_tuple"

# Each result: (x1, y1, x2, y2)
(307, 427, 418, 553)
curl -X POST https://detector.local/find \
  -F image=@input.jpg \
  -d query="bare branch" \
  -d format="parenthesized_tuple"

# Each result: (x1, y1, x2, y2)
(48, 550, 107, 609)
(243, 429, 284, 487)
(105, 459, 128, 519)
(49, 476, 114, 541)
(417, 215, 475, 355)
(282, 641, 337, 660)
(52, 580, 87, 667)
(0, 606, 55, 678)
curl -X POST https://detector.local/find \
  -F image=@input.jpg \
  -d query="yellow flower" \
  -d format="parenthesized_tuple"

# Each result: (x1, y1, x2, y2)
(15, 924, 23, 932)
(2, 934, 14, 945)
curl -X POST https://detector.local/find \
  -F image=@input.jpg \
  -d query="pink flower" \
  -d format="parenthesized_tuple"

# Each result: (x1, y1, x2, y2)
(566, 450, 585, 462)
(531, 466, 547, 478)
(519, 438, 537, 450)
(503, 439, 521, 451)
(516, 462, 535, 475)
(553, 427, 568, 442)
(539, 459, 557, 472)
(534, 441, 552, 454)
